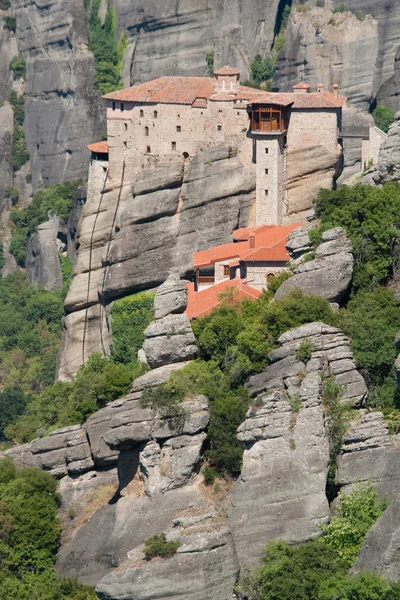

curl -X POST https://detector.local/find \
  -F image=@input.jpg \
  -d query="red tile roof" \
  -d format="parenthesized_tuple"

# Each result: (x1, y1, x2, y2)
(88, 141, 109, 153)
(193, 223, 301, 268)
(186, 279, 262, 319)
(292, 82, 311, 90)
(102, 72, 346, 109)
(213, 66, 241, 76)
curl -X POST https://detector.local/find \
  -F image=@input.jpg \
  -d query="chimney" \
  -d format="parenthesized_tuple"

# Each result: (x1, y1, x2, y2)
(333, 83, 339, 98)
(249, 234, 255, 249)
(317, 83, 324, 93)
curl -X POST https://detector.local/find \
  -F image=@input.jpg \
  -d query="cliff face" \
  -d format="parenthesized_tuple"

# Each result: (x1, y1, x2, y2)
(274, 0, 400, 112)
(13, 0, 104, 190)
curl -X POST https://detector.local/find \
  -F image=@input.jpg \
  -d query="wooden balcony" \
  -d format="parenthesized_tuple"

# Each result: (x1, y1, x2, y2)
(251, 105, 288, 134)
(198, 276, 215, 285)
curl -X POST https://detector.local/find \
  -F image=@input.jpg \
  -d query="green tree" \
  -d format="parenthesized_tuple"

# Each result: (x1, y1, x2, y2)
(372, 105, 395, 134)
(10, 55, 25, 80)
(110, 292, 155, 364)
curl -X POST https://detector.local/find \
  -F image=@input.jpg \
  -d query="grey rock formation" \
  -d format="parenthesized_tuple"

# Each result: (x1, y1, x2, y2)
(336, 411, 400, 499)
(13, 0, 104, 189)
(60, 144, 253, 378)
(59, 466, 119, 509)
(26, 217, 63, 291)
(130, 363, 188, 393)
(114, 0, 282, 84)
(96, 513, 238, 600)
(228, 321, 367, 569)
(0, 102, 13, 211)
(4, 424, 94, 476)
(154, 271, 188, 320)
(377, 112, 400, 183)
(275, 227, 354, 305)
(143, 313, 198, 369)
(353, 495, 400, 580)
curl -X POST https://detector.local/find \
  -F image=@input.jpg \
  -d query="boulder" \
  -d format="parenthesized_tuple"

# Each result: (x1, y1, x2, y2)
(4, 424, 94, 477)
(275, 228, 353, 305)
(153, 271, 188, 320)
(26, 217, 63, 291)
(130, 362, 189, 392)
(378, 112, 400, 183)
(142, 313, 198, 369)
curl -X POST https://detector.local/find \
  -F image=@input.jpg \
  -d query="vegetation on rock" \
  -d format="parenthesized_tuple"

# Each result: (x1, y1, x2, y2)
(372, 105, 395, 134)
(0, 458, 96, 599)
(110, 292, 155, 364)
(143, 533, 180, 560)
(10, 55, 25, 80)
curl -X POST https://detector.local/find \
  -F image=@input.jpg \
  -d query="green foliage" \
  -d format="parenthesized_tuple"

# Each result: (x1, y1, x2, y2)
(296, 338, 313, 363)
(0, 0, 11, 8)
(12, 124, 29, 173)
(8, 90, 25, 126)
(87, 0, 125, 94)
(0, 243, 4, 275)
(265, 270, 292, 295)
(10, 55, 25, 80)
(332, 2, 346, 13)
(372, 105, 395, 134)
(288, 393, 302, 413)
(10, 180, 81, 266)
(143, 534, 180, 560)
(321, 376, 352, 479)
(7, 353, 135, 442)
(206, 50, 214, 76)
(2, 16, 15, 31)
(0, 386, 28, 440)
(318, 571, 400, 600)
(59, 254, 73, 297)
(240, 539, 347, 600)
(4, 185, 19, 206)
(0, 461, 96, 598)
(251, 54, 275, 85)
(0, 271, 63, 399)
(203, 466, 217, 485)
(314, 183, 400, 291)
(110, 292, 155, 364)
(322, 483, 388, 567)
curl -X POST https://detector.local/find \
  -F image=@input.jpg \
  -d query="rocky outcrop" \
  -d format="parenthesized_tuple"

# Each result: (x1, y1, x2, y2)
(59, 144, 254, 379)
(353, 495, 400, 581)
(4, 424, 94, 476)
(13, 0, 104, 189)
(275, 227, 354, 304)
(26, 217, 63, 291)
(377, 111, 400, 183)
(336, 411, 400, 499)
(143, 314, 197, 369)
(228, 321, 367, 568)
(96, 512, 239, 600)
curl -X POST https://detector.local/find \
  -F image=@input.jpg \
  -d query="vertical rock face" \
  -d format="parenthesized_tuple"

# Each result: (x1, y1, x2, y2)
(228, 321, 367, 569)
(26, 217, 63, 291)
(13, 0, 104, 189)
(377, 112, 400, 183)
(114, 0, 282, 84)
(0, 103, 13, 211)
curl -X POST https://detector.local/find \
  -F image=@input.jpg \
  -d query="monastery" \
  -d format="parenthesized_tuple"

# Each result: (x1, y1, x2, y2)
(88, 66, 350, 227)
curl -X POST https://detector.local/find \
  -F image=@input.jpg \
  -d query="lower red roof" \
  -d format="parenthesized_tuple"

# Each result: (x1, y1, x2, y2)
(185, 278, 262, 320)
(88, 141, 109, 153)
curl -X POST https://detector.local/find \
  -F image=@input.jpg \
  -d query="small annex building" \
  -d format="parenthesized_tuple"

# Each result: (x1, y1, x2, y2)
(186, 223, 300, 319)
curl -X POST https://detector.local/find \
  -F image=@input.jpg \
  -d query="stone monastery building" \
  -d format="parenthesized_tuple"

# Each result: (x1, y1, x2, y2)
(89, 66, 347, 226)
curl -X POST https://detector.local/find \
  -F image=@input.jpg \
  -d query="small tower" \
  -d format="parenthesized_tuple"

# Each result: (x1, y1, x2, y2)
(213, 66, 240, 94)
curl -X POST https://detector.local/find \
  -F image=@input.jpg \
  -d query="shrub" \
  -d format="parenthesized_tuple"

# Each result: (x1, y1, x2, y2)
(4, 185, 19, 205)
(3, 15, 15, 31)
(0, 0, 11, 8)
(332, 2, 346, 13)
(110, 292, 154, 364)
(288, 393, 302, 413)
(143, 533, 180, 560)
(296, 338, 313, 363)
(8, 90, 25, 126)
(0, 242, 4, 274)
(372, 105, 395, 134)
(12, 123, 29, 173)
(10, 54, 25, 79)
(203, 466, 217, 486)
(206, 50, 214, 76)
(0, 386, 28, 439)
(322, 483, 388, 567)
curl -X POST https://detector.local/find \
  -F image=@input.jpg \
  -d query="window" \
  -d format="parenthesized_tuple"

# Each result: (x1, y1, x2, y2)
(265, 190, 269, 196)
(123, 141, 127, 148)
(265, 168, 269, 175)
(140, 109, 144, 117)
(265, 147, 269, 154)
(146, 145, 151, 153)
(124, 123, 128, 130)
(112, 101, 116, 111)
(223, 265, 230, 277)
(217, 125, 222, 131)
(145, 126, 149, 136)
(120, 103, 124, 112)
(172, 141, 176, 151)
(176, 125, 181, 132)
(154, 110, 158, 118)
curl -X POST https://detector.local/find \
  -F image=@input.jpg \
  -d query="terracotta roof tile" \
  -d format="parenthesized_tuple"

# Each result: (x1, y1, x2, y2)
(192, 97, 208, 108)
(88, 141, 109, 153)
(213, 66, 241, 76)
(209, 92, 236, 102)
(186, 279, 262, 320)
(292, 82, 311, 89)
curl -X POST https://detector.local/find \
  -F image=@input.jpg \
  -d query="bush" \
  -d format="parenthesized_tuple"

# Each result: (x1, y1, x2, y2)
(0, 242, 4, 274)
(322, 483, 387, 567)
(203, 466, 217, 485)
(314, 183, 400, 291)
(4, 185, 19, 205)
(8, 90, 25, 126)
(0, 0, 11, 8)
(372, 105, 395, 134)
(12, 124, 29, 173)
(3, 16, 15, 31)
(143, 534, 180, 560)
(0, 386, 28, 439)
(110, 292, 154, 364)
(10, 54, 25, 79)
(206, 50, 214, 76)
(332, 2, 346, 13)
(296, 339, 313, 363)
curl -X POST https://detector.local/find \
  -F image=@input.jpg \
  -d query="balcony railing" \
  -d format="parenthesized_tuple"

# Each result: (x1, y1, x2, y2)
(198, 276, 215, 284)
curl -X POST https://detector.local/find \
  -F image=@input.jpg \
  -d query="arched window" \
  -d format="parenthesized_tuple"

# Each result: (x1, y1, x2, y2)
(140, 109, 144, 117)
(145, 126, 149, 136)
(146, 145, 151, 153)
